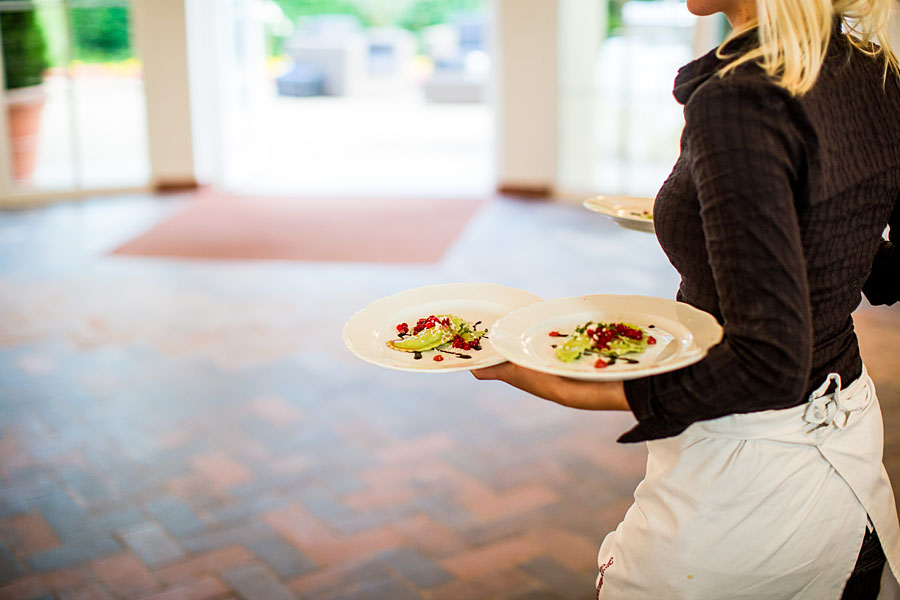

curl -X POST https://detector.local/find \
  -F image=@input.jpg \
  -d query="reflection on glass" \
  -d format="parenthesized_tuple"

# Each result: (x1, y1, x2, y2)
(1, 0, 149, 195)
(68, 0, 149, 188)
(2, 0, 76, 190)
(595, 0, 697, 196)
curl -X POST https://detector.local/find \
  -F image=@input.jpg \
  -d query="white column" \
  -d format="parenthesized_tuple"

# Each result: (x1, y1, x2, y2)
(557, 0, 603, 199)
(493, 0, 559, 195)
(132, 0, 196, 190)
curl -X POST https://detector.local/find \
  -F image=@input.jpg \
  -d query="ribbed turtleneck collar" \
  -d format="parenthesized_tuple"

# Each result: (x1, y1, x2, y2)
(672, 17, 845, 105)
(672, 27, 758, 105)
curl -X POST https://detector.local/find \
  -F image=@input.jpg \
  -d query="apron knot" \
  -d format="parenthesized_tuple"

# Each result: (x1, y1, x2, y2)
(802, 372, 867, 434)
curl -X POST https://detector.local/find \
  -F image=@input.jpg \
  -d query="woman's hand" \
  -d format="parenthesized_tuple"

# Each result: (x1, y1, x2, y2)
(471, 362, 630, 411)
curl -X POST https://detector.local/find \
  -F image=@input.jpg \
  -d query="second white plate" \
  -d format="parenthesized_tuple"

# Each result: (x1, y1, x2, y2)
(489, 294, 723, 381)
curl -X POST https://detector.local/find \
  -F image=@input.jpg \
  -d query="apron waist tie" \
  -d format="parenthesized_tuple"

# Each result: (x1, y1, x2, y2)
(682, 366, 872, 444)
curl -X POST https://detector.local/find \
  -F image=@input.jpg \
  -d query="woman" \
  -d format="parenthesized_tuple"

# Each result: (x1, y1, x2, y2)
(473, 0, 900, 596)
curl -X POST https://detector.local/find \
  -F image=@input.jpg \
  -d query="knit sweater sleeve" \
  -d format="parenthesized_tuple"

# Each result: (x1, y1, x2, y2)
(619, 81, 812, 443)
(862, 194, 899, 306)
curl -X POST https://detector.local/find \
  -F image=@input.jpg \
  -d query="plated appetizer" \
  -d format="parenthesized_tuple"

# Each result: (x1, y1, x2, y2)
(387, 314, 488, 361)
(550, 320, 656, 368)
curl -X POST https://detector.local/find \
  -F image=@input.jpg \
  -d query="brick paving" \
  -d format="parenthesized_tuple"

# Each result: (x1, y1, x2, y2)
(0, 194, 897, 599)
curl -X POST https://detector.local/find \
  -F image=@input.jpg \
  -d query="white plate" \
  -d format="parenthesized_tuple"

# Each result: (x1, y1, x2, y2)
(343, 283, 544, 373)
(583, 195, 655, 233)
(489, 294, 723, 381)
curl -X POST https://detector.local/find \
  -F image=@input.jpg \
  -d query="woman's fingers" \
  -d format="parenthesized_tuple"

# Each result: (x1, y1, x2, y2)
(471, 362, 630, 411)
(472, 362, 559, 399)
(470, 362, 512, 380)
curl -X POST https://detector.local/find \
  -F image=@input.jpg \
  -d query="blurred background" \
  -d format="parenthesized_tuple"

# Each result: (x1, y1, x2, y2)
(0, 1, 896, 599)
(0, 0, 726, 200)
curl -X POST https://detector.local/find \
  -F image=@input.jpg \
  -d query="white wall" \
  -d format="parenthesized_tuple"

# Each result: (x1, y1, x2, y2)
(493, 0, 559, 193)
(132, 0, 196, 188)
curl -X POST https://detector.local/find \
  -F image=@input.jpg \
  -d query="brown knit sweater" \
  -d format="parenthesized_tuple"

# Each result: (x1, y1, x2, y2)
(620, 27, 900, 443)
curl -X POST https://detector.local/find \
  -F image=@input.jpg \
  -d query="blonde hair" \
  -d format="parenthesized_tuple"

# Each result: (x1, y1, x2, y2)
(716, 0, 900, 95)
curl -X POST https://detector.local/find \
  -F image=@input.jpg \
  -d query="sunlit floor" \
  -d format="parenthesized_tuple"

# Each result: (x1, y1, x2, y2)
(0, 193, 897, 599)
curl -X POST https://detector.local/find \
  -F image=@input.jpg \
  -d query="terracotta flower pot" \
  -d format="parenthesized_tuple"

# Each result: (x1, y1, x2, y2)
(6, 84, 46, 181)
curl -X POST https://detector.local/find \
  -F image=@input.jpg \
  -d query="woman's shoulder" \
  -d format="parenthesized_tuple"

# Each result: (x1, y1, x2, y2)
(682, 67, 794, 128)
(679, 61, 804, 161)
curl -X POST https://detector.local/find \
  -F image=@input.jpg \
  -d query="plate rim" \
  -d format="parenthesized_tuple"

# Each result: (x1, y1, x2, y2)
(343, 282, 545, 374)
(583, 195, 655, 232)
(488, 293, 723, 381)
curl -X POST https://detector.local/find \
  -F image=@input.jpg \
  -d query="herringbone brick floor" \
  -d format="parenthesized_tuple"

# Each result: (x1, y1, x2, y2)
(0, 194, 897, 599)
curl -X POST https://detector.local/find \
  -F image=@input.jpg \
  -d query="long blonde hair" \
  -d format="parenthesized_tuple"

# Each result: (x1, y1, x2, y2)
(716, 0, 900, 95)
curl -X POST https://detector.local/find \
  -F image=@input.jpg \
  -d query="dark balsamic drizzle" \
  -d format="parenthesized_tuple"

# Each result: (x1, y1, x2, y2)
(583, 353, 640, 366)
(648, 324, 655, 328)
(413, 352, 423, 360)
(436, 348, 472, 359)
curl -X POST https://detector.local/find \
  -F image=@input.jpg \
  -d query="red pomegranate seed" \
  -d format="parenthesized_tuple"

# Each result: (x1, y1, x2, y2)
(648, 336, 656, 344)
(549, 331, 562, 337)
(594, 358, 608, 368)
(433, 355, 444, 362)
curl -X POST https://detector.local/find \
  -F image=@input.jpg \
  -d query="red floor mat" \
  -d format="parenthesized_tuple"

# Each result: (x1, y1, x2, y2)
(112, 193, 485, 263)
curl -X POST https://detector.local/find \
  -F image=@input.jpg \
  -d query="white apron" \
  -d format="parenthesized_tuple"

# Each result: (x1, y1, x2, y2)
(597, 367, 900, 599)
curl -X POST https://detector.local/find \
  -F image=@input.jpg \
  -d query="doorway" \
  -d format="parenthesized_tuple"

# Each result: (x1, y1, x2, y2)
(190, 0, 494, 198)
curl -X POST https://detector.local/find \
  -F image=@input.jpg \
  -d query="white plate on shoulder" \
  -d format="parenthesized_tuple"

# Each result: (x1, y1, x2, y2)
(489, 294, 723, 381)
(583, 195, 655, 233)
(343, 283, 543, 373)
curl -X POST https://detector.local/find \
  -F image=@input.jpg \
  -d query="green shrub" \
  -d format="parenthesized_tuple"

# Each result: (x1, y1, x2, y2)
(70, 6, 132, 62)
(0, 5, 49, 90)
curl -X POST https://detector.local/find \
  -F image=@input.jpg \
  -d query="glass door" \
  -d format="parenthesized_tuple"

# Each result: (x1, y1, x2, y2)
(0, 0, 150, 202)
(186, 0, 268, 190)
(557, 0, 725, 199)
